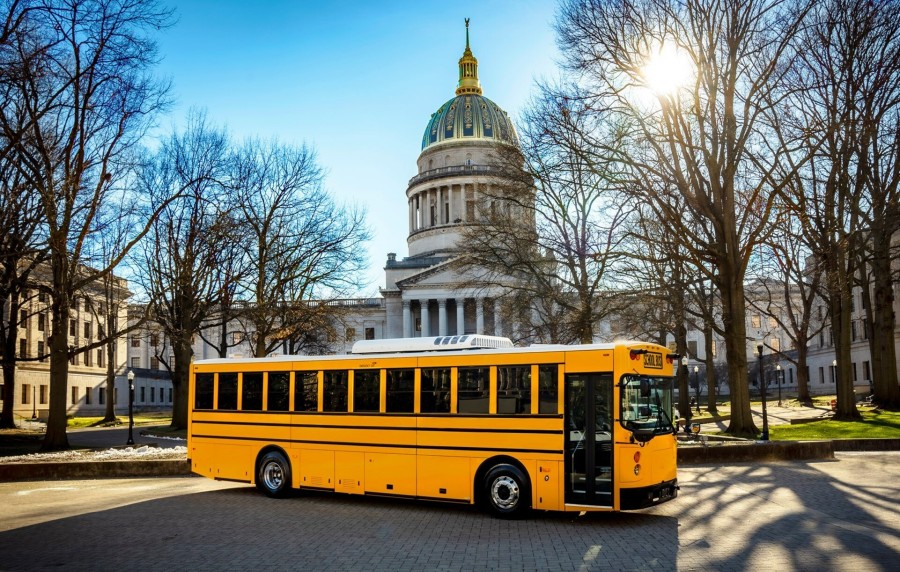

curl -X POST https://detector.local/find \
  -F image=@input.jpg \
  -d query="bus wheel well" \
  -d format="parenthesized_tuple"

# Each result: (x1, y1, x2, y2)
(474, 456, 531, 507)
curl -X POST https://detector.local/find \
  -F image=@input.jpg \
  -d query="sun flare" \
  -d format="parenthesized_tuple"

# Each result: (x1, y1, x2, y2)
(642, 42, 693, 96)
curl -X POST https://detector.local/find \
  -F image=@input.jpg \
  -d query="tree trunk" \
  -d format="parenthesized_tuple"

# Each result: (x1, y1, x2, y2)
(170, 336, 192, 430)
(703, 324, 717, 414)
(722, 283, 756, 437)
(825, 247, 861, 420)
(0, 293, 19, 428)
(870, 246, 900, 408)
(42, 278, 71, 450)
(101, 334, 117, 423)
(795, 343, 812, 406)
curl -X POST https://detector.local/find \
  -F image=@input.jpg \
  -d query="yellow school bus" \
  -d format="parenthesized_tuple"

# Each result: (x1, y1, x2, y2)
(188, 335, 678, 517)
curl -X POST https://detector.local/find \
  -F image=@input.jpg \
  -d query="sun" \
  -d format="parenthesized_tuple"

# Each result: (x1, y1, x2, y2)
(642, 42, 693, 96)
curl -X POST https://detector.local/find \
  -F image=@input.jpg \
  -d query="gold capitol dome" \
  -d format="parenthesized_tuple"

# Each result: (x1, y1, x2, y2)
(421, 18, 518, 151)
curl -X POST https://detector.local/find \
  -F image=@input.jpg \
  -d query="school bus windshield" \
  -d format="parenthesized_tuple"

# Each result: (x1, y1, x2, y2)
(620, 375, 675, 441)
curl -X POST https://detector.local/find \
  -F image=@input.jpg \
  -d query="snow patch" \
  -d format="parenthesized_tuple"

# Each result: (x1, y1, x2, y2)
(1, 445, 187, 464)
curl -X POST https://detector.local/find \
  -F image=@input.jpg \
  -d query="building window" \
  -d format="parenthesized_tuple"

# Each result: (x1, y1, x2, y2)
(38, 291, 46, 303)
(852, 362, 857, 382)
(84, 322, 92, 340)
(345, 328, 356, 342)
(99, 387, 105, 405)
(168, 388, 172, 403)
(819, 366, 825, 384)
(22, 384, 30, 405)
(863, 361, 871, 383)
(231, 332, 242, 344)
(19, 309, 27, 327)
(150, 387, 155, 403)
(768, 316, 777, 328)
(770, 338, 780, 352)
(140, 386, 146, 403)
(851, 320, 857, 341)
(98, 323, 105, 338)
(97, 349, 104, 368)
(19, 338, 26, 359)
(365, 327, 375, 340)
(131, 357, 140, 368)
(40, 385, 47, 404)
(37, 313, 45, 331)
(687, 340, 698, 359)
(131, 336, 140, 348)
(85, 387, 92, 405)
(150, 334, 159, 347)
(151, 356, 159, 370)
(710, 340, 717, 358)
(85, 349, 92, 367)
(751, 315, 761, 329)
(69, 319, 76, 337)
(71, 386, 79, 404)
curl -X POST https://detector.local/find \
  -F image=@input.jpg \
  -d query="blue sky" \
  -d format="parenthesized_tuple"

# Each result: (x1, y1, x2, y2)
(155, 1, 561, 294)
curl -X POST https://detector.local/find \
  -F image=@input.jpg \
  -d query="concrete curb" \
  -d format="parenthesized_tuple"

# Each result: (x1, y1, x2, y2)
(678, 440, 835, 464)
(0, 459, 191, 482)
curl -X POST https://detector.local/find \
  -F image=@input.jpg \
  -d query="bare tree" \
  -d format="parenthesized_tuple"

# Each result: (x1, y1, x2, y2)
(4, 0, 173, 450)
(137, 112, 232, 430)
(555, 0, 811, 437)
(460, 87, 631, 344)
(231, 138, 369, 357)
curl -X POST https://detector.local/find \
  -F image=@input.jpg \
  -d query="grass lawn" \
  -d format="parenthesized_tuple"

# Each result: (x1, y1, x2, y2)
(67, 411, 172, 429)
(770, 409, 900, 440)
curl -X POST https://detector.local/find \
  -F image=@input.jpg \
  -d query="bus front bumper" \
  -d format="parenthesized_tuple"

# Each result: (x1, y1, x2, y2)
(620, 479, 678, 510)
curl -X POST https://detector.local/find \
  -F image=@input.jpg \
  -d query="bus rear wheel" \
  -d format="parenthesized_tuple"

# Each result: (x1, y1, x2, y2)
(256, 451, 291, 498)
(484, 464, 530, 518)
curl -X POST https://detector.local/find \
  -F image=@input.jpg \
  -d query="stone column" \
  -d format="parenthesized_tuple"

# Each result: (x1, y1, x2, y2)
(420, 299, 430, 337)
(456, 298, 465, 335)
(476, 298, 484, 335)
(402, 300, 411, 338)
(438, 299, 448, 336)
(494, 299, 503, 337)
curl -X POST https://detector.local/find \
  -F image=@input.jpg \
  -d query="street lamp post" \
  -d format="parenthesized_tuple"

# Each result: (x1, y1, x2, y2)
(693, 366, 700, 413)
(31, 386, 36, 420)
(776, 364, 782, 407)
(757, 343, 769, 441)
(126, 370, 135, 445)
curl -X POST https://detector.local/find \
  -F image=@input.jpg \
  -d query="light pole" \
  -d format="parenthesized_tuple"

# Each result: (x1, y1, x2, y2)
(757, 343, 769, 441)
(31, 386, 36, 420)
(126, 370, 135, 445)
(776, 364, 782, 407)
(693, 366, 700, 413)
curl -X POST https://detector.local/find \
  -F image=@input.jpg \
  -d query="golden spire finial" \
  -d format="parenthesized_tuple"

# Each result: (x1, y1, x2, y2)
(456, 18, 481, 96)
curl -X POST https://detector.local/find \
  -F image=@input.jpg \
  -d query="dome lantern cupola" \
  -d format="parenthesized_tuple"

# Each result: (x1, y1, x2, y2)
(456, 18, 482, 96)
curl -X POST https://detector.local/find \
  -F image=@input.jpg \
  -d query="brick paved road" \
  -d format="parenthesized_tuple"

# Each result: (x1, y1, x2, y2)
(0, 452, 897, 571)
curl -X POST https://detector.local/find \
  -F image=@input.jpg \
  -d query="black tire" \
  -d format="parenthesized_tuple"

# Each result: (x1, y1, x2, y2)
(256, 451, 291, 498)
(483, 464, 530, 518)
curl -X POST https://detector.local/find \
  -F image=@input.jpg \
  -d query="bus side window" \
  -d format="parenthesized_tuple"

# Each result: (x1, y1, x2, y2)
(294, 371, 318, 412)
(458, 367, 489, 414)
(497, 365, 531, 414)
(217, 373, 238, 410)
(386, 369, 415, 413)
(323, 370, 348, 412)
(538, 365, 558, 414)
(195, 373, 214, 409)
(421, 368, 450, 413)
(267, 371, 290, 411)
(354, 370, 380, 412)
(242, 372, 263, 411)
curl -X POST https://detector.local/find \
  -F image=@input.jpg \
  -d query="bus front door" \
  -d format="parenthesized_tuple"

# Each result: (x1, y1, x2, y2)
(565, 373, 613, 507)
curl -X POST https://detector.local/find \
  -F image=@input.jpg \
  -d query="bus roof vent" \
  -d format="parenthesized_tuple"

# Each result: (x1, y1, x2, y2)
(351, 335, 514, 354)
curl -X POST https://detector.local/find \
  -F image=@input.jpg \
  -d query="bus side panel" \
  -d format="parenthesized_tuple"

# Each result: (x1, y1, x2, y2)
(191, 440, 252, 482)
(365, 452, 416, 496)
(534, 459, 562, 510)
(418, 455, 470, 501)
(335, 451, 365, 494)
(299, 448, 335, 490)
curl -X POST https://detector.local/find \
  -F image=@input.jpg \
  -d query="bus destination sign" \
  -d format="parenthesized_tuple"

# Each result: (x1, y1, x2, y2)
(643, 352, 663, 369)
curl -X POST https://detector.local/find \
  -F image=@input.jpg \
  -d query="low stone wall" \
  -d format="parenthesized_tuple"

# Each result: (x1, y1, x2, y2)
(832, 438, 900, 451)
(678, 440, 834, 464)
(0, 459, 191, 482)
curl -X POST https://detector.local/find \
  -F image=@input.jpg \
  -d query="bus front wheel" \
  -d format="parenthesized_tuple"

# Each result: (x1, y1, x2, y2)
(256, 451, 291, 498)
(483, 464, 530, 518)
